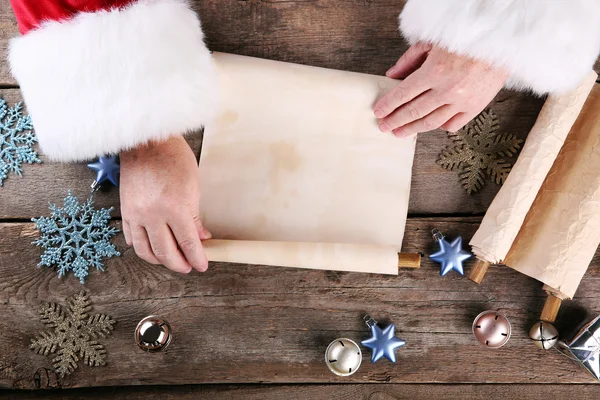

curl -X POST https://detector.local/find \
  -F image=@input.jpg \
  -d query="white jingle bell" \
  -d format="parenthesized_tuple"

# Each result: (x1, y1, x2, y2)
(529, 321, 559, 350)
(325, 338, 362, 376)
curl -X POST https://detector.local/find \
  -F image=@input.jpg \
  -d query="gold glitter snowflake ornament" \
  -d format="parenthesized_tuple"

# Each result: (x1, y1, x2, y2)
(437, 110, 522, 194)
(30, 291, 115, 377)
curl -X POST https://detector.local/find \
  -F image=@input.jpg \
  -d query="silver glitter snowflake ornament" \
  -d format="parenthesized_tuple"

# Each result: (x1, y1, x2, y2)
(32, 191, 120, 283)
(0, 99, 40, 186)
(30, 291, 115, 377)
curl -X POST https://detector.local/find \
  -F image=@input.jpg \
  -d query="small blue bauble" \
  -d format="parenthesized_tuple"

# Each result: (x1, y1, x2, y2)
(430, 231, 472, 277)
(361, 321, 406, 363)
(88, 155, 120, 188)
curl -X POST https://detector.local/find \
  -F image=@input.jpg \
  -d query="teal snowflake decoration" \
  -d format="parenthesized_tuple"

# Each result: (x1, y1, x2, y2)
(0, 99, 40, 185)
(32, 191, 120, 283)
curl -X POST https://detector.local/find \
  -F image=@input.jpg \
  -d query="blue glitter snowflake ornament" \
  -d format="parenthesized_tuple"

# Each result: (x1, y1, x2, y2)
(0, 99, 40, 185)
(32, 191, 120, 283)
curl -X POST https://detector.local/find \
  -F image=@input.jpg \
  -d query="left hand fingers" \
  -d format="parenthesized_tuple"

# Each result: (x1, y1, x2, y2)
(392, 104, 458, 138)
(169, 215, 209, 273)
(386, 42, 432, 79)
(378, 91, 445, 132)
(123, 220, 132, 246)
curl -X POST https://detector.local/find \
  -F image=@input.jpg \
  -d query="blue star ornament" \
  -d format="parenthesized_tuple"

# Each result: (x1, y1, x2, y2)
(88, 155, 120, 187)
(361, 323, 406, 363)
(430, 236, 472, 276)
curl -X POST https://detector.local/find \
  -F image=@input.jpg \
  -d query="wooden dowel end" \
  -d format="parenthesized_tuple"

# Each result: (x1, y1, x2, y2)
(468, 259, 491, 284)
(398, 253, 421, 269)
(540, 294, 562, 323)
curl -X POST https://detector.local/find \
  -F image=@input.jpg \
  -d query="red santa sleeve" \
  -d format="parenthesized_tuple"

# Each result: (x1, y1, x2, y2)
(8, 0, 218, 162)
(399, 0, 600, 95)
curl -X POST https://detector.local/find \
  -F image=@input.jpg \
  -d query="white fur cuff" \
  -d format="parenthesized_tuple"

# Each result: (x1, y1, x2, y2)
(9, 0, 218, 162)
(400, 0, 600, 95)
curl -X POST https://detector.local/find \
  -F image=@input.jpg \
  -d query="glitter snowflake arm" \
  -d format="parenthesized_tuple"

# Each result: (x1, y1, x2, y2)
(79, 340, 108, 367)
(437, 145, 469, 171)
(30, 331, 62, 356)
(84, 314, 116, 339)
(460, 164, 486, 194)
(489, 132, 523, 158)
(0, 161, 7, 183)
(39, 302, 65, 328)
(0, 99, 40, 185)
(68, 291, 91, 322)
(454, 110, 499, 151)
(30, 302, 68, 357)
(53, 347, 79, 377)
(486, 157, 513, 185)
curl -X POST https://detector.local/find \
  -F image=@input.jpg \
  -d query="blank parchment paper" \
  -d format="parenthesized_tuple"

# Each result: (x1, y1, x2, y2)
(504, 84, 600, 299)
(198, 53, 416, 274)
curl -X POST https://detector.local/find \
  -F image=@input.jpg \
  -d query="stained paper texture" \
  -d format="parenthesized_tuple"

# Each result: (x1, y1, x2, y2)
(198, 53, 416, 274)
(470, 71, 597, 264)
(505, 84, 600, 299)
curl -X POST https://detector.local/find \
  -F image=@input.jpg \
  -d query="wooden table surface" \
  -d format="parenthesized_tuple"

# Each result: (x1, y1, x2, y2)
(1, 1, 600, 399)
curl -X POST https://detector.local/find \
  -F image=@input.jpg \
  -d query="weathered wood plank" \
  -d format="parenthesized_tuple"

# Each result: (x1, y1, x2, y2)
(0, 88, 544, 218)
(0, 0, 409, 86)
(5, 383, 600, 400)
(0, 4, 18, 87)
(1, 0, 599, 86)
(1, 218, 599, 389)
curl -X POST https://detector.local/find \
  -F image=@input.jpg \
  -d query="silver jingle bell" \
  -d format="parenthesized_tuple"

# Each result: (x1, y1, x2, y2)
(135, 315, 172, 352)
(472, 311, 511, 348)
(325, 338, 362, 376)
(528, 320, 559, 350)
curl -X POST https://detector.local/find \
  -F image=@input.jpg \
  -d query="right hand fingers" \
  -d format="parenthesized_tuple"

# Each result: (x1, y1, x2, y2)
(170, 215, 209, 272)
(146, 223, 193, 274)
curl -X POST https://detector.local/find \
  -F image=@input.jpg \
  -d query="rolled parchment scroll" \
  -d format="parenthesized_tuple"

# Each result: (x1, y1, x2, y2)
(198, 53, 418, 274)
(203, 240, 420, 274)
(470, 71, 600, 299)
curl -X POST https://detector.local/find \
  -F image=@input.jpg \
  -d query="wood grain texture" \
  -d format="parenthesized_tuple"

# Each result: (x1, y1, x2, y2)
(1, 0, 599, 86)
(0, 88, 544, 218)
(0, 3, 18, 87)
(5, 383, 600, 400)
(1, 218, 599, 389)
(2, 0, 600, 394)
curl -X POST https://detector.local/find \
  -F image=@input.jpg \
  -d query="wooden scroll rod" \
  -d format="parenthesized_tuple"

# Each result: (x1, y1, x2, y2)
(540, 293, 563, 323)
(398, 253, 421, 269)
(468, 258, 491, 284)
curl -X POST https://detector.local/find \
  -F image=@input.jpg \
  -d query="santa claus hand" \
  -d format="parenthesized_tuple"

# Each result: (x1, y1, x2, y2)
(374, 42, 509, 137)
(120, 135, 211, 274)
